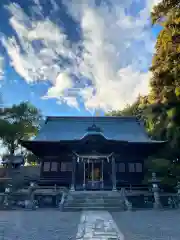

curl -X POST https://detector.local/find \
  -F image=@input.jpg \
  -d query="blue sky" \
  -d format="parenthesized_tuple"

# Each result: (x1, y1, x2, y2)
(0, 0, 161, 116)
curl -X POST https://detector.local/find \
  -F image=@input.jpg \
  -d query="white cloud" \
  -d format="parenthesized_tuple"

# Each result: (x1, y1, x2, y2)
(1, 0, 160, 112)
(63, 0, 156, 110)
(0, 57, 4, 80)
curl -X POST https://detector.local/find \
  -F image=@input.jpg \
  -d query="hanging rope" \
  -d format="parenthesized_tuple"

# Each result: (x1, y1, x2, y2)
(72, 151, 114, 161)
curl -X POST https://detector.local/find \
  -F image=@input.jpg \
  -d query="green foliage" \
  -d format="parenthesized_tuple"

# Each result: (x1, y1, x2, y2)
(107, 2, 180, 187)
(151, 0, 180, 24)
(0, 101, 42, 155)
(145, 158, 170, 174)
(24, 152, 40, 165)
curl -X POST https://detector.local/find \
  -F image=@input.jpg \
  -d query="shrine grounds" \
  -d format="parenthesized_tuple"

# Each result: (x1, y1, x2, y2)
(0, 210, 180, 240)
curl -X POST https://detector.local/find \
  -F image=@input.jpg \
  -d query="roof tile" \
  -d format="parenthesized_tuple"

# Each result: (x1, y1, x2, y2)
(34, 116, 154, 142)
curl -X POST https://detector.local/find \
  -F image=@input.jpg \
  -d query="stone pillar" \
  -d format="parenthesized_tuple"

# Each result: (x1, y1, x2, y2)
(112, 156, 117, 191)
(3, 185, 12, 208)
(176, 181, 180, 208)
(151, 172, 161, 209)
(176, 181, 180, 198)
(70, 156, 76, 191)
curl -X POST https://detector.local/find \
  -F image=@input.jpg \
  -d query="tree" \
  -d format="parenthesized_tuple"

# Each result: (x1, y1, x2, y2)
(107, 1, 180, 188)
(148, 5, 180, 157)
(0, 101, 42, 156)
(151, 0, 180, 24)
(24, 152, 40, 165)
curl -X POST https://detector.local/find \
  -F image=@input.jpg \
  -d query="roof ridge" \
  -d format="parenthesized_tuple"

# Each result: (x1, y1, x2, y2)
(46, 116, 138, 121)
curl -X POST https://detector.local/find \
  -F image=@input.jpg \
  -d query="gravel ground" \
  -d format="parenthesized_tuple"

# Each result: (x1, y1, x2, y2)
(0, 211, 81, 240)
(0, 210, 180, 240)
(112, 210, 180, 240)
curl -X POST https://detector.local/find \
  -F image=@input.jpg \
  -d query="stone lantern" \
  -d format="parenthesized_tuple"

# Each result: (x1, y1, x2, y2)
(176, 181, 180, 195)
(150, 172, 161, 209)
(175, 181, 180, 207)
(25, 182, 37, 210)
(3, 184, 12, 208)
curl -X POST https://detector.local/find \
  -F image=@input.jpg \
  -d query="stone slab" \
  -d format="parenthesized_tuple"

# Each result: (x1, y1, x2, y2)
(76, 211, 124, 240)
(0, 211, 81, 240)
(112, 210, 180, 240)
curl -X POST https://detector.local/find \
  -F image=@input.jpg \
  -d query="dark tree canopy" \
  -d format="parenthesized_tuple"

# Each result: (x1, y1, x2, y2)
(0, 101, 42, 156)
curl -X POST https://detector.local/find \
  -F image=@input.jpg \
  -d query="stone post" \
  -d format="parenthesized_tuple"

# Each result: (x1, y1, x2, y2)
(3, 185, 12, 208)
(26, 182, 37, 210)
(151, 172, 161, 209)
(176, 181, 180, 197)
(176, 181, 180, 207)
(112, 156, 117, 191)
(70, 156, 76, 191)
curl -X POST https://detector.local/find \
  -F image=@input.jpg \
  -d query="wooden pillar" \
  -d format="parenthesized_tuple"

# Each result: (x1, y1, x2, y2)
(92, 161, 94, 187)
(112, 156, 117, 191)
(83, 160, 86, 190)
(101, 159, 104, 189)
(70, 156, 76, 191)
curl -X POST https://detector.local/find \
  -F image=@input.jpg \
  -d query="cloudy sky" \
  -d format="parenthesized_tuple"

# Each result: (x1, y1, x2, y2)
(0, 0, 161, 116)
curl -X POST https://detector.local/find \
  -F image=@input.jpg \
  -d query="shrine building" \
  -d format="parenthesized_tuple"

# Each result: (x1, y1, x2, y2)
(20, 116, 166, 190)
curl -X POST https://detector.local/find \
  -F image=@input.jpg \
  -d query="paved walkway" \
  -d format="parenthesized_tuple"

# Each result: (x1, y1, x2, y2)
(76, 211, 124, 240)
(0, 210, 180, 239)
(112, 210, 180, 240)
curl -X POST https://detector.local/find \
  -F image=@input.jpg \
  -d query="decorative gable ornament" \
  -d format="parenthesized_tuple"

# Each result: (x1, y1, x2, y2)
(87, 124, 102, 133)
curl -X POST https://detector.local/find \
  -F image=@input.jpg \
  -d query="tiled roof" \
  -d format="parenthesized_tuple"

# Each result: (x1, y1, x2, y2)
(33, 116, 160, 143)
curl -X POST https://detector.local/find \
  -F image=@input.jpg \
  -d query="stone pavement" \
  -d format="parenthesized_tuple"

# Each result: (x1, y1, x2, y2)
(0, 210, 180, 240)
(76, 211, 124, 239)
(0, 211, 81, 240)
(112, 210, 180, 240)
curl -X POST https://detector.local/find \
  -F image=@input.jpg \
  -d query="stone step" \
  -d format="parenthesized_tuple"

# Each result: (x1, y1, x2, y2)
(64, 203, 124, 207)
(64, 191, 127, 211)
(65, 201, 124, 206)
(66, 200, 124, 204)
(63, 206, 125, 212)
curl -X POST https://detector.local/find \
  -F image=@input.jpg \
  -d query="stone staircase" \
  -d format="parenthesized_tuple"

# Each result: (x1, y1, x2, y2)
(63, 191, 126, 211)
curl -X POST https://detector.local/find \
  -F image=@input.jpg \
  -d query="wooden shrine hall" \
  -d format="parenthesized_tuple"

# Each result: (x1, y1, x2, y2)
(20, 116, 166, 190)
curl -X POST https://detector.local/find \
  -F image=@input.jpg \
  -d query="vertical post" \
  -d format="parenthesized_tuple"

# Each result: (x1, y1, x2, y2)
(70, 156, 76, 191)
(151, 172, 161, 209)
(101, 159, 104, 189)
(83, 160, 86, 190)
(102, 159, 104, 188)
(112, 156, 117, 191)
(92, 161, 94, 187)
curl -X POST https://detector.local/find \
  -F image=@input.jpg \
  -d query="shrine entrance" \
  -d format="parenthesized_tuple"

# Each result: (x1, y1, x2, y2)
(73, 152, 115, 191)
(85, 161, 103, 190)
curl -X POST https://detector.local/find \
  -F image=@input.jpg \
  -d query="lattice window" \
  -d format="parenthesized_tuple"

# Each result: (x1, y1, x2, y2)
(135, 163, 142, 172)
(43, 162, 51, 172)
(60, 162, 72, 172)
(51, 162, 58, 172)
(128, 163, 135, 172)
(117, 163, 125, 172)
